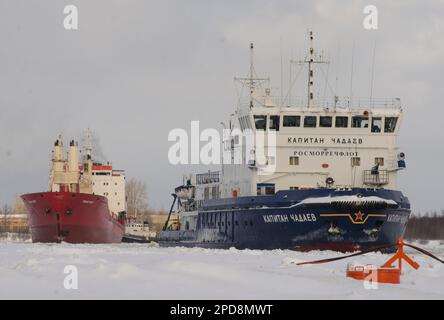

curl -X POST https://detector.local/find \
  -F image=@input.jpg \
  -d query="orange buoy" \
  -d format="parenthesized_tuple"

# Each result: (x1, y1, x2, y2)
(346, 239, 419, 284)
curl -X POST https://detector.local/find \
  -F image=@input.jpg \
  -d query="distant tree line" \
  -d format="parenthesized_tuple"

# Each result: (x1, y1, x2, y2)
(404, 212, 444, 240)
(125, 178, 167, 221)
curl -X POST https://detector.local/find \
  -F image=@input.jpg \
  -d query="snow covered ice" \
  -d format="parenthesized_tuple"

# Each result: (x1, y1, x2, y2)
(0, 240, 443, 299)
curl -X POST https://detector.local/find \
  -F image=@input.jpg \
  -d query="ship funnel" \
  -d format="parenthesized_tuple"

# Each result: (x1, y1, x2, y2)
(53, 136, 64, 162)
(68, 140, 80, 173)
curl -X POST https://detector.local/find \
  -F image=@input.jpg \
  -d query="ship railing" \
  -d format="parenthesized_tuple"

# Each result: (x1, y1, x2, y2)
(195, 171, 220, 185)
(363, 170, 389, 186)
(240, 96, 401, 110)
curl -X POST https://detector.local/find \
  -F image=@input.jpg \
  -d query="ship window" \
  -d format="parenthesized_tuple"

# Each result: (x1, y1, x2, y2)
(375, 157, 384, 166)
(254, 115, 267, 130)
(385, 117, 398, 133)
(351, 157, 361, 167)
(304, 116, 317, 127)
(352, 116, 369, 128)
(212, 186, 218, 199)
(335, 116, 348, 128)
(289, 186, 299, 190)
(371, 117, 382, 133)
(283, 116, 300, 127)
(289, 156, 299, 165)
(320, 116, 332, 127)
(269, 115, 280, 131)
(353, 116, 368, 128)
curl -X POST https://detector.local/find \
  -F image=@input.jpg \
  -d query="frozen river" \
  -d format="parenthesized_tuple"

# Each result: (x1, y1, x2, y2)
(0, 240, 443, 299)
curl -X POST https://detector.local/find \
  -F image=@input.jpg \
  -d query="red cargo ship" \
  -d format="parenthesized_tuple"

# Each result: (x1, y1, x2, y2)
(21, 132, 126, 243)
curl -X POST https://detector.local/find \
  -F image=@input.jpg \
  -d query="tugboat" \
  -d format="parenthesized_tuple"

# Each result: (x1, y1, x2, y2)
(160, 33, 411, 252)
(122, 219, 157, 243)
(21, 130, 126, 243)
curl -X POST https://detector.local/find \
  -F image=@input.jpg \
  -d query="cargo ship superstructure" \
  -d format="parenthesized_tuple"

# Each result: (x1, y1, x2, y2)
(160, 33, 411, 251)
(21, 131, 126, 243)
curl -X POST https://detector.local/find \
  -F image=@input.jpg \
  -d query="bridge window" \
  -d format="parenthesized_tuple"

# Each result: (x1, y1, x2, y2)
(351, 157, 361, 167)
(371, 117, 382, 133)
(352, 116, 369, 128)
(385, 117, 398, 133)
(289, 156, 299, 165)
(320, 116, 332, 127)
(254, 115, 266, 130)
(283, 116, 300, 127)
(304, 116, 317, 127)
(375, 157, 384, 166)
(257, 183, 275, 195)
(269, 115, 280, 131)
(335, 116, 348, 128)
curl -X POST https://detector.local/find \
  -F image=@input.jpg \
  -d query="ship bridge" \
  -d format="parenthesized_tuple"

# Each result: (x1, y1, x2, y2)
(220, 34, 406, 199)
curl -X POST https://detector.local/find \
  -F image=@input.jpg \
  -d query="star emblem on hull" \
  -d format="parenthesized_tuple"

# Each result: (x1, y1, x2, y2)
(354, 211, 364, 222)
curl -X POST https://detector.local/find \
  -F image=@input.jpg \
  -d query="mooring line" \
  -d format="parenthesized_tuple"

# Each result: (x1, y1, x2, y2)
(295, 243, 444, 266)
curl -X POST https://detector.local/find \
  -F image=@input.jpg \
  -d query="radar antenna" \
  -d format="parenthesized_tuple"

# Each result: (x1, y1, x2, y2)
(295, 31, 329, 108)
(234, 43, 269, 108)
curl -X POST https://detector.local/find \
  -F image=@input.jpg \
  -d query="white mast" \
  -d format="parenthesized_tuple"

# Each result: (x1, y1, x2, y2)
(234, 43, 269, 109)
(82, 128, 94, 160)
(297, 31, 329, 109)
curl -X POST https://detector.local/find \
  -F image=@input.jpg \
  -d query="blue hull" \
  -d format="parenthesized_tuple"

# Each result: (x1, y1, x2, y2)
(159, 188, 411, 252)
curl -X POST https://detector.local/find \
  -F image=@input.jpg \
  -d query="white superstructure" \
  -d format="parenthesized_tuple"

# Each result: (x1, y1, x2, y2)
(91, 165, 126, 215)
(219, 33, 406, 199)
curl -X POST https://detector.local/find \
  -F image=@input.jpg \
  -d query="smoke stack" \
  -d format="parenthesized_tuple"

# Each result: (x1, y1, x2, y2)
(53, 136, 64, 162)
(68, 140, 79, 173)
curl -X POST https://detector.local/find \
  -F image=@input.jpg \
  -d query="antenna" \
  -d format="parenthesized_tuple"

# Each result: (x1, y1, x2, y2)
(280, 37, 284, 107)
(234, 43, 269, 109)
(82, 128, 94, 160)
(370, 40, 376, 106)
(296, 31, 329, 109)
(349, 41, 355, 105)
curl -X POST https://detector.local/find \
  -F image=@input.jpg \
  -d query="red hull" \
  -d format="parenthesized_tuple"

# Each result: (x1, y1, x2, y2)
(21, 192, 124, 243)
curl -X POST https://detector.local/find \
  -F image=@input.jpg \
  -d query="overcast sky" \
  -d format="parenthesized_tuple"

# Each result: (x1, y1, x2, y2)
(0, 0, 443, 213)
